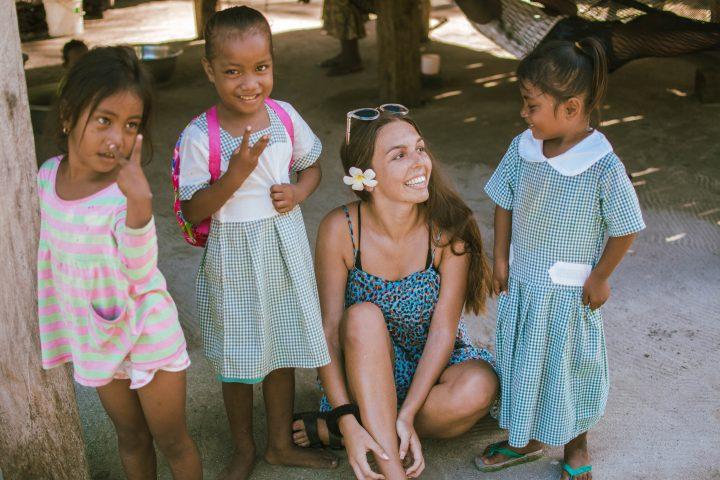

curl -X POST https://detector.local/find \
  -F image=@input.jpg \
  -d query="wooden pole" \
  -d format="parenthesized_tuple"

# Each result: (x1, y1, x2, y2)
(711, 0, 720, 22)
(194, 0, 218, 38)
(377, 0, 422, 106)
(421, 0, 431, 42)
(0, 2, 90, 479)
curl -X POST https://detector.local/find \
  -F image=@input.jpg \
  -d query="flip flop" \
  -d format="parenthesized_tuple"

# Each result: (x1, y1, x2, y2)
(292, 411, 344, 450)
(562, 463, 592, 479)
(474, 441, 544, 472)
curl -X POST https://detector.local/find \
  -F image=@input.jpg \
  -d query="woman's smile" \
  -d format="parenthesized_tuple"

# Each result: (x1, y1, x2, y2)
(404, 174, 427, 189)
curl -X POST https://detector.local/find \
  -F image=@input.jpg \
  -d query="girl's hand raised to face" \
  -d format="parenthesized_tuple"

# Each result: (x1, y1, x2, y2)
(112, 135, 151, 202)
(111, 135, 153, 229)
(226, 126, 270, 187)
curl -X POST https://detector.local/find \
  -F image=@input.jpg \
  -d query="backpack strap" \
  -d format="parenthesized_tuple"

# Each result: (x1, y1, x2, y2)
(206, 106, 222, 182)
(265, 98, 296, 171)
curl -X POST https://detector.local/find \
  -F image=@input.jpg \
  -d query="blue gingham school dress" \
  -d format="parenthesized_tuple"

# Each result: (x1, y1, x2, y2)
(484, 129, 645, 447)
(320, 204, 495, 411)
(177, 102, 330, 381)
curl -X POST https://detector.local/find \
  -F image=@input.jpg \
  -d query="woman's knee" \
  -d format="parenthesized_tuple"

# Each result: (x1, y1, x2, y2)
(451, 362, 499, 416)
(340, 302, 386, 347)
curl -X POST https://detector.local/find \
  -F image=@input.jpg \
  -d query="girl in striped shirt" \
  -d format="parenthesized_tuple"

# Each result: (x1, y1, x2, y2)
(37, 46, 201, 479)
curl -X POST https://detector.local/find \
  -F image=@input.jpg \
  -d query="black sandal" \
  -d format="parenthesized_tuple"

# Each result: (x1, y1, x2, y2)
(294, 404, 362, 450)
(292, 411, 345, 450)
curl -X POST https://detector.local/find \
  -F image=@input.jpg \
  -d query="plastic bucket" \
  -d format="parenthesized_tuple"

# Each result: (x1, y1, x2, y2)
(421, 53, 441, 76)
(43, 0, 84, 37)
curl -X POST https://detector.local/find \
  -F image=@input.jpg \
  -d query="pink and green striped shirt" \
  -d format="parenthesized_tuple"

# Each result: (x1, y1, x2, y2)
(37, 157, 188, 387)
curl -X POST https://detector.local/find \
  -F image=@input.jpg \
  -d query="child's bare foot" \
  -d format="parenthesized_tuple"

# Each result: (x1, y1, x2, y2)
(264, 444, 338, 469)
(478, 439, 543, 466)
(217, 445, 256, 480)
(561, 433, 592, 480)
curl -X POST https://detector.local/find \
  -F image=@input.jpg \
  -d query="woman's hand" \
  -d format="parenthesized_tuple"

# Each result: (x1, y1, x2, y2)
(492, 259, 509, 295)
(340, 417, 389, 480)
(396, 414, 424, 478)
(582, 272, 610, 310)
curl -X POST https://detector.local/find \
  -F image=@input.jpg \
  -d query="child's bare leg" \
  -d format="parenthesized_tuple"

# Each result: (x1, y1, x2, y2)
(219, 382, 256, 480)
(561, 432, 592, 480)
(137, 370, 202, 480)
(262, 368, 338, 469)
(97, 379, 156, 479)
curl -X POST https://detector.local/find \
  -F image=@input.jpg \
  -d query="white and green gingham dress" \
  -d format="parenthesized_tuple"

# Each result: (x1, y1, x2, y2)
(178, 101, 330, 380)
(485, 129, 645, 447)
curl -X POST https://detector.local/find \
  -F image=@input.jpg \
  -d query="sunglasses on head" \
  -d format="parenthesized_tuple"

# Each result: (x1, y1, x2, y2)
(345, 103, 409, 144)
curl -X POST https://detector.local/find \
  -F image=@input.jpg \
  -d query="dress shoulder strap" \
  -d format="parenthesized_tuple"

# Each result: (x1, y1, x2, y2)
(427, 225, 441, 269)
(342, 205, 361, 269)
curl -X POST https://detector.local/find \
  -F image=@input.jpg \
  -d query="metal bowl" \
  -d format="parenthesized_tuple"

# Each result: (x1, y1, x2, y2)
(133, 45, 183, 84)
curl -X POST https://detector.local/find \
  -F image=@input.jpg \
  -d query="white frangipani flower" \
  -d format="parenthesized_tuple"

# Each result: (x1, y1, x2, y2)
(343, 167, 378, 191)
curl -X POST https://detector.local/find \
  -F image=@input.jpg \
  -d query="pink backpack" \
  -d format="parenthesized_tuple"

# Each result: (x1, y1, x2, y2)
(171, 98, 295, 247)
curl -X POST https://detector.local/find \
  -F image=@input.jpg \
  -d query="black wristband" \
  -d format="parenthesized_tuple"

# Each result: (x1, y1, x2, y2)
(328, 403, 361, 437)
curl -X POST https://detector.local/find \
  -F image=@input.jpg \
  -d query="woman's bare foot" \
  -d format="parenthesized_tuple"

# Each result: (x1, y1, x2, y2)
(264, 444, 338, 469)
(291, 416, 337, 447)
(561, 433, 592, 480)
(478, 439, 543, 466)
(217, 445, 256, 480)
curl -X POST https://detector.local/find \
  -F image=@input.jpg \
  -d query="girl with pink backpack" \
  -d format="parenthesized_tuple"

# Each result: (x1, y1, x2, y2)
(172, 6, 334, 478)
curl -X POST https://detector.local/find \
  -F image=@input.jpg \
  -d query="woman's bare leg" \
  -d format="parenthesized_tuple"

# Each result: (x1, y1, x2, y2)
(341, 302, 407, 480)
(414, 359, 498, 439)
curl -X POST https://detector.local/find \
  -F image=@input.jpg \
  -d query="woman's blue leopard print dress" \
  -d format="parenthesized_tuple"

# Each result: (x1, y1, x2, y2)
(319, 205, 494, 411)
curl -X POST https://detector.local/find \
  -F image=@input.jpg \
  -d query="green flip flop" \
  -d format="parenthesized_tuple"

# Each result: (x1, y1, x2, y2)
(562, 463, 592, 479)
(474, 441, 544, 472)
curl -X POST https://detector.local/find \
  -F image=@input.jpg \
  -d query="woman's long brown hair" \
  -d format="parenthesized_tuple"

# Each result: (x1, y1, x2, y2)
(341, 114, 491, 314)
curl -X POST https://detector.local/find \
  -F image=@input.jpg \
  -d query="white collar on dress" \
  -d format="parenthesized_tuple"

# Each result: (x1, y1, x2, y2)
(518, 128, 613, 177)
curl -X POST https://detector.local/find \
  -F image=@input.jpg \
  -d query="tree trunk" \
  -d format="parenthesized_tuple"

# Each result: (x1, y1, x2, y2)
(377, 0, 422, 106)
(0, 2, 90, 479)
(421, 0, 431, 42)
(194, 0, 218, 38)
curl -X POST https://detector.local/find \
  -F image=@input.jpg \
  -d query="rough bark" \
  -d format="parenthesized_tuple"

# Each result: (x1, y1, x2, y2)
(194, 0, 218, 38)
(377, 0, 423, 106)
(0, 2, 90, 478)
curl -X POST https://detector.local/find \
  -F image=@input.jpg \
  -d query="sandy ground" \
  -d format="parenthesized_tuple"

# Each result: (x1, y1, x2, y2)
(20, 1, 720, 479)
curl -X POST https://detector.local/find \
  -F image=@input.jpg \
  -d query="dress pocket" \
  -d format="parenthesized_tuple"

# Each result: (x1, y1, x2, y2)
(548, 261, 592, 287)
(88, 301, 128, 348)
